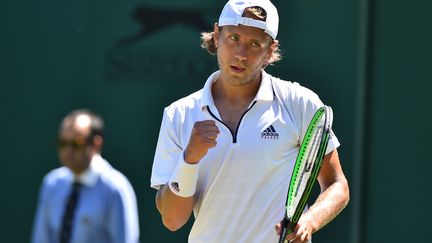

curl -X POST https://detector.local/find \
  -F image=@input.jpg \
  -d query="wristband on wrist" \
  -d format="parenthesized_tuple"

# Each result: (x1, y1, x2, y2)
(168, 159, 199, 197)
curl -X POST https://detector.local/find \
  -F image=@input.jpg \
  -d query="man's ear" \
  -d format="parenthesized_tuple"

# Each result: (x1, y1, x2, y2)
(213, 23, 219, 48)
(266, 40, 278, 60)
(93, 135, 103, 151)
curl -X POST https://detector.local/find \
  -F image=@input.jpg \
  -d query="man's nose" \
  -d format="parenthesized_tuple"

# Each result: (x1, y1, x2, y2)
(234, 44, 248, 61)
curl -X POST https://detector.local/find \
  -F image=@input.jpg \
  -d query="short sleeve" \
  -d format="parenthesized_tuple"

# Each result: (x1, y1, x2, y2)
(150, 107, 184, 190)
(288, 84, 340, 154)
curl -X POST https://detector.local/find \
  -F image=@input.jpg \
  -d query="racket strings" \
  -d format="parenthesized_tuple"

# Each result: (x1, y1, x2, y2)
(289, 116, 326, 217)
(292, 106, 333, 222)
(294, 124, 324, 197)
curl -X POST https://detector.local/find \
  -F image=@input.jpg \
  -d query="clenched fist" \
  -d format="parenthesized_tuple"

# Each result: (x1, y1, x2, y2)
(184, 120, 220, 164)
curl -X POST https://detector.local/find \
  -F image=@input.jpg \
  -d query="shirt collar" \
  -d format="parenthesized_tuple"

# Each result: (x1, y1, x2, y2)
(255, 70, 274, 102)
(200, 70, 219, 110)
(65, 154, 103, 187)
(200, 69, 274, 110)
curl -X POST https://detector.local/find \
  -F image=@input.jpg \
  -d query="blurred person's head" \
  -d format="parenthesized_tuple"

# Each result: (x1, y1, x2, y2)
(57, 109, 104, 175)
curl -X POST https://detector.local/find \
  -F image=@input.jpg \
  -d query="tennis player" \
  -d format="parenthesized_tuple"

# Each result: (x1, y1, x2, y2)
(150, 0, 349, 242)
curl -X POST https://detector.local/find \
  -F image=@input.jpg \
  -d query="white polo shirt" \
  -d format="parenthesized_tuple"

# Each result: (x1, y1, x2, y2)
(151, 70, 340, 243)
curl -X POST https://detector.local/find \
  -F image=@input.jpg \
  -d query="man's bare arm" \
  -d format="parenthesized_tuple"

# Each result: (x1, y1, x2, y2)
(279, 149, 350, 242)
(156, 185, 195, 231)
(156, 120, 220, 231)
(306, 149, 350, 231)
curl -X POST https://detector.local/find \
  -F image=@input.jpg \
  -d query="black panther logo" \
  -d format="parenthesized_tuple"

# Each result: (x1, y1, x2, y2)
(116, 6, 213, 46)
(104, 5, 218, 84)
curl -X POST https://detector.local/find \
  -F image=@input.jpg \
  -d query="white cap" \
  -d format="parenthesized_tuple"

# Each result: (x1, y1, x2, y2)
(218, 0, 279, 39)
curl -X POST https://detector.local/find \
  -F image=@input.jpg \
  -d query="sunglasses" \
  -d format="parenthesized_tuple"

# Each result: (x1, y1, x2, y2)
(58, 137, 91, 150)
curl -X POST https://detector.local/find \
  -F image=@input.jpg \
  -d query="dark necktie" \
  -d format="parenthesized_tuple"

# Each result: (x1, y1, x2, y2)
(59, 182, 82, 243)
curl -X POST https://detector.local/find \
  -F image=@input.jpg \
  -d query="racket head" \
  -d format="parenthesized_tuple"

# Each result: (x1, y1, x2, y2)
(284, 105, 333, 225)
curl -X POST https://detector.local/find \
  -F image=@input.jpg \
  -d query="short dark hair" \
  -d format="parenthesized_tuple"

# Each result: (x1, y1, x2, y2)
(61, 109, 105, 140)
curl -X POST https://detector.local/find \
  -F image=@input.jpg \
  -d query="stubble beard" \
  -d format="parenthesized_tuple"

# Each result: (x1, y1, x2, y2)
(218, 61, 263, 87)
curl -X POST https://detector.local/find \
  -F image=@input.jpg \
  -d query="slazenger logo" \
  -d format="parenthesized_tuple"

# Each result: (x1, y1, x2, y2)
(261, 125, 279, 139)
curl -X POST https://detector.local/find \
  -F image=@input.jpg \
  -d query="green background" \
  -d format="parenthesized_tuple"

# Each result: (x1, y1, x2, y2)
(1, 0, 430, 242)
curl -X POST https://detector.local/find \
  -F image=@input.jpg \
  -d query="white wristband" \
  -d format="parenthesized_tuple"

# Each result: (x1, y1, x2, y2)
(168, 159, 199, 197)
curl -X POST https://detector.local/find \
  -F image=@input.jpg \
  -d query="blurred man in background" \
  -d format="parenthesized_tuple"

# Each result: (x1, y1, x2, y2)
(32, 109, 139, 243)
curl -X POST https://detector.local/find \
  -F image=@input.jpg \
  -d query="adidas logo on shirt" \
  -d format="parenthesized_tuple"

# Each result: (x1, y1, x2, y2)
(261, 125, 279, 139)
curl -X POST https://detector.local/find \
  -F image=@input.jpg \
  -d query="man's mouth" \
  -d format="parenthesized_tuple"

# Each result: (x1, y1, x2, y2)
(230, 65, 246, 73)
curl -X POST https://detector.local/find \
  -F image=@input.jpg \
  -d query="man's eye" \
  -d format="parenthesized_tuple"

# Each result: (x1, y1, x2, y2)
(250, 42, 260, 47)
(229, 35, 239, 41)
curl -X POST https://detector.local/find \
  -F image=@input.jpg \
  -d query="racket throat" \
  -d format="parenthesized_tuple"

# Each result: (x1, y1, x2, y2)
(281, 216, 297, 231)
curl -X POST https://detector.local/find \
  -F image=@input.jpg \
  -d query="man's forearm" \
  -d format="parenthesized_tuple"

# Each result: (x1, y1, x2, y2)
(303, 179, 350, 233)
(156, 185, 195, 231)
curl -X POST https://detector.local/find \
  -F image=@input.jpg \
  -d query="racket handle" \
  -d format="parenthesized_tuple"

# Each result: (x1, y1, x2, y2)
(278, 227, 289, 243)
(278, 217, 296, 243)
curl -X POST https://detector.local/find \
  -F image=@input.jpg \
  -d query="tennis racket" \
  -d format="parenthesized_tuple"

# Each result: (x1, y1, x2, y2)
(278, 105, 333, 243)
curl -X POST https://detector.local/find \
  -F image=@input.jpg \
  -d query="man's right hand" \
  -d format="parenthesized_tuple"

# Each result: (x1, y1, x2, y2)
(184, 120, 220, 164)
